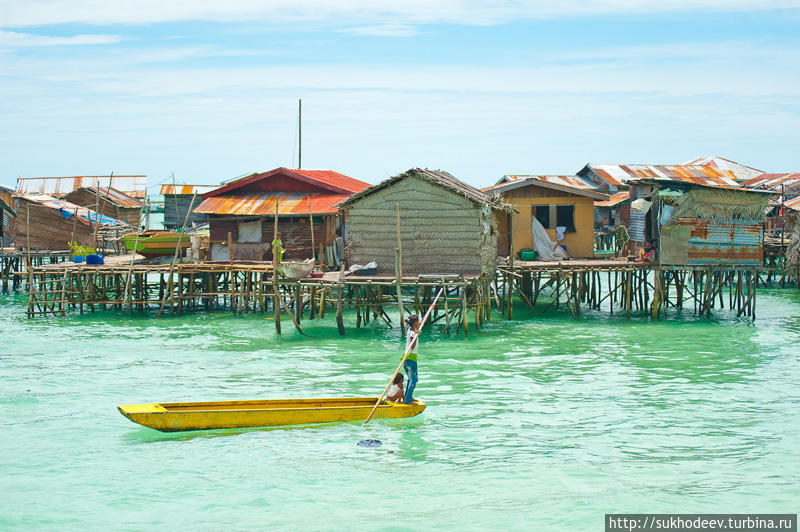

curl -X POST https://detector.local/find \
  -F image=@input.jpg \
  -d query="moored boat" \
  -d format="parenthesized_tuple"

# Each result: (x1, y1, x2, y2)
(120, 230, 191, 259)
(118, 397, 425, 432)
(278, 258, 315, 279)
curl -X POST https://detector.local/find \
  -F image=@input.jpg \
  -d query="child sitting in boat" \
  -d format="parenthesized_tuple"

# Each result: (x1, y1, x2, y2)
(386, 373, 405, 403)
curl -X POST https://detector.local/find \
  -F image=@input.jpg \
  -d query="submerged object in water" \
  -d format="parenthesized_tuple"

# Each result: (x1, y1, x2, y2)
(118, 397, 426, 432)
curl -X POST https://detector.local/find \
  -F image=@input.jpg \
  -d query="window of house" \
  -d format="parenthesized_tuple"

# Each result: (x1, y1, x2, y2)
(237, 220, 262, 243)
(534, 205, 576, 233)
(556, 205, 576, 233)
(534, 206, 550, 229)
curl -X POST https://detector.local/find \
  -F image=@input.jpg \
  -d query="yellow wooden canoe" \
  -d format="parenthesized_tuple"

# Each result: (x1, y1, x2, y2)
(118, 397, 425, 432)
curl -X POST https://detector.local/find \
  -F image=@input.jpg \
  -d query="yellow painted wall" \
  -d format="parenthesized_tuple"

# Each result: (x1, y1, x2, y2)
(502, 188, 596, 258)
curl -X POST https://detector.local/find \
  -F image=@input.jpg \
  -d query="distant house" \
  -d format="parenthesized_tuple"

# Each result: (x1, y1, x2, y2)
(631, 179, 771, 266)
(483, 175, 607, 259)
(578, 164, 748, 247)
(0, 185, 15, 247)
(159, 184, 217, 229)
(13, 193, 127, 251)
(61, 186, 146, 228)
(338, 168, 506, 276)
(594, 192, 632, 232)
(194, 168, 370, 263)
(741, 172, 800, 234)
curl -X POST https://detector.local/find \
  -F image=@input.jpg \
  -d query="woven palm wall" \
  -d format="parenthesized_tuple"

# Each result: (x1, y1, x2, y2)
(344, 174, 498, 276)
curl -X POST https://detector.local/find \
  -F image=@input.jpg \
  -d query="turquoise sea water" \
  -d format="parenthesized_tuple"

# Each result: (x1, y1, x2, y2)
(1, 290, 799, 531)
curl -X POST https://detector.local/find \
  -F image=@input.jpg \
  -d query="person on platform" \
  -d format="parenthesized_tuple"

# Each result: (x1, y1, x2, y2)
(271, 232, 284, 263)
(638, 240, 656, 262)
(386, 373, 405, 403)
(403, 315, 421, 404)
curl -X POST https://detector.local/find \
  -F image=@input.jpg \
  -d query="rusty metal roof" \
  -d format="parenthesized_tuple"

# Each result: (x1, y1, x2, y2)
(65, 186, 146, 208)
(585, 164, 741, 188)
(193, 192, 351, 216)
(493, 174, 599, 190)
(682, 157, 763, 181)
(16, 175, 147, 199)
(741, 173, 800, 195)
(594, 191, 631, 207)
(15, 193, 127, 226)
(482, 175, 607, 200)
(785, 196, 800, 212)
(159, 184, 219, 195)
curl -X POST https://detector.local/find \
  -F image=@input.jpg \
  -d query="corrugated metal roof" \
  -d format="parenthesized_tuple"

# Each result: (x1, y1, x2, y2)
(494, 174, 598, 190)
(66, 186, 146, 208)
(193, 192, 350, 216)
(482, 175, 607, 200)
(15, 193, 127, 226)
(741, 173, 800, 195)
(785, 196, 800, 212)
(16, 175, 147, 199)
(587, 164, 741, 188)
(682, 157, 763, 181)
(594, 191, 631, 207)
(205, 168, 371, 199)
(160, 184, 219, 195)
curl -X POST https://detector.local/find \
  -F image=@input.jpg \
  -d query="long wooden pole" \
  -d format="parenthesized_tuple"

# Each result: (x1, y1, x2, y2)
(121, 229, 142, 312)
(273, 201, 281, 334)
(395, 203, 405, 335)
(156, 191, 196, 318)
(364, 287, 444, 424)
(307, 194, 315, 264)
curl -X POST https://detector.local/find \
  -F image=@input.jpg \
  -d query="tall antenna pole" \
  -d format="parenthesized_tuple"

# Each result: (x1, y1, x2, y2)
(298, 98, 302, 169)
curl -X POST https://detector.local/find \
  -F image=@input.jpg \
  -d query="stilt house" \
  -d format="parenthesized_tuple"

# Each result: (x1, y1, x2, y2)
(194, 168, 370, 263)
(338, 168, 506, 276)
(0, 185, 15, 247)
(483, 175, 607, 259)
(632, 179, 771, 266)
(61, 187, 146, 228)
(159, 184, 217, 229)
(13, 193, 127, 251)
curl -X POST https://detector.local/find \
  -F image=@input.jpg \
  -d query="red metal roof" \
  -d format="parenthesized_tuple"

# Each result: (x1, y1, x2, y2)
(193, 192, 350, 216)
(204, 168, 370, 199)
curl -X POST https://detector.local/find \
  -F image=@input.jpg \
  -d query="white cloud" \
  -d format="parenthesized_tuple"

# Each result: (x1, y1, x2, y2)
(338, 25, 420, 37)
(2, 0, 799, 27)
(0, 30, 122, 48)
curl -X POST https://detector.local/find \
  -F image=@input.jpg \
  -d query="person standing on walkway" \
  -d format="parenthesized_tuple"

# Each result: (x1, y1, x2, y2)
(403, 315, 421, 404)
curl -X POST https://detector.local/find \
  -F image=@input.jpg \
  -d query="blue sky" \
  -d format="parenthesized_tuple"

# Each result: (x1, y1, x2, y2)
(1, 1, 799, 192)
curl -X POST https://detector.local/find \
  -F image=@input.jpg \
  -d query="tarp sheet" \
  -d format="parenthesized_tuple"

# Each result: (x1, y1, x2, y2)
(532, 216, 568, 260)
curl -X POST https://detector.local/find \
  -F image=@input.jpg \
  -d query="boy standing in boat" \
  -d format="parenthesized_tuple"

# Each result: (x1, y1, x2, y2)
(403, 315, 420, 404)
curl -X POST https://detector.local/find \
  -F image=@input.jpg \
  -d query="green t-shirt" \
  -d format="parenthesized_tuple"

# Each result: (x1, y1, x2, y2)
(405, 330, 418, 362)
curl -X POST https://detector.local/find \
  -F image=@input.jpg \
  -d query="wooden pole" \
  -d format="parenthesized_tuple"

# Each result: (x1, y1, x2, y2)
(156, 191, 196, 318)
(273, 201, 281, 334)
(364, 287, 444, 424)
(395, 203, 405, 335)
(307, 195, 315, 264)
(336, 261, 345, 335)
(121, 229, 142, 312)
(227, 231, 234, 266)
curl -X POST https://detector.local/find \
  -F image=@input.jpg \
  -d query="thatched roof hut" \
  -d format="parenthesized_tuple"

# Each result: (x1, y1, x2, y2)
(338, 168, 506, 276)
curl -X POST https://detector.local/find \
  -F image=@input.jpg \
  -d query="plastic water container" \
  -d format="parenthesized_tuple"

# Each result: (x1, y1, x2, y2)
(72, 256, 84, 263)
(520, 251, 536, 261)
(85, 254, 104, 265)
